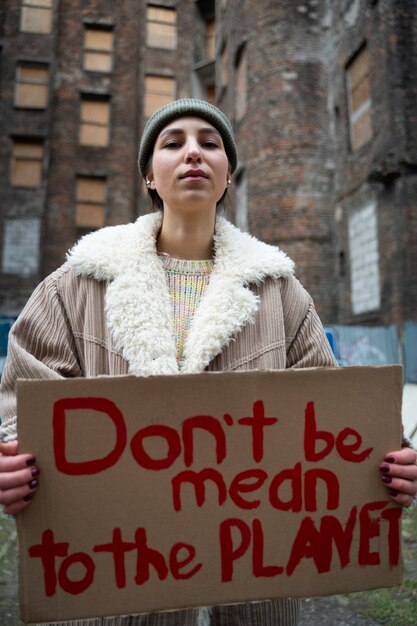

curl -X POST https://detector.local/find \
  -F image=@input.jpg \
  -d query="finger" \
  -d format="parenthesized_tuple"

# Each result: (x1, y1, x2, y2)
(383, 476, 417, 497)
(3, 496, 34, 516)
(380, 462, 417, 482)
(384, 448, 417, 465)
(0, 481, 38, 507)
(0, 453, 37, 473)
(385, 487, 415, 508)
(0, 465, 40, 490)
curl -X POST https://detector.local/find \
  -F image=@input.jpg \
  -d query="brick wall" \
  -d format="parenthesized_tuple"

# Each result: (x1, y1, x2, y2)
(217, 0, 336, 322)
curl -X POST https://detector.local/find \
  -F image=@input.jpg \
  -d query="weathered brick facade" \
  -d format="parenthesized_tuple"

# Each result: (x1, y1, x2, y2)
(217, 0, 336, 321)
(328, 0, 417, 327)
(0, 0, 416, 332)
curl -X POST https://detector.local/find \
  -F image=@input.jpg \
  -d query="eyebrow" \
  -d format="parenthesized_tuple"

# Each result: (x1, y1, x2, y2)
(158, 126, 221, 139)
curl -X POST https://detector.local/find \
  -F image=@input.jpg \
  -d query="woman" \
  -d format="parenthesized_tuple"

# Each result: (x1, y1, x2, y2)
(1, 99, 416, 626)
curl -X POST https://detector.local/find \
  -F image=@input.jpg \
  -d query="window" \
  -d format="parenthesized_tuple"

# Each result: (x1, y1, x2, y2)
(347, 46, 372, 150)
(2, 218, 41, 277)
(10, 139, 43, 188)
(220, 44, 228, 91)
(20, 0, 53, 34)
(348, 202, 381, 314)
(146, 6, 176, 49)
(15, 63, 49, 109)
(79, 96, 110, 147)
(144, 75, 175, 117)
(235, 47, 247, 121)
(75, 176, 106, 228)
(206, 20, 215, 60)
(83, 26, 114, 73)
(235, 171, 248, 232)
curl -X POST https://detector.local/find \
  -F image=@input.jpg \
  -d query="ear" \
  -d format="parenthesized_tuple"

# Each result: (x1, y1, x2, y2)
(145, 172, 156, 190)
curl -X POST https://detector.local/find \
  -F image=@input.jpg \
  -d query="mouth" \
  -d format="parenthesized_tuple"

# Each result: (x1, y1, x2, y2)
(180, 169, 208, 180)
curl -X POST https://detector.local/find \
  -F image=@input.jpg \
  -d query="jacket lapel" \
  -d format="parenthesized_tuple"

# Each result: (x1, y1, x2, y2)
(67, 212, 294, 376)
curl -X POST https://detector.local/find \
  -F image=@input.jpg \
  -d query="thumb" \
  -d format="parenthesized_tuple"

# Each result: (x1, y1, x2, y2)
(0, 440, 18, 456)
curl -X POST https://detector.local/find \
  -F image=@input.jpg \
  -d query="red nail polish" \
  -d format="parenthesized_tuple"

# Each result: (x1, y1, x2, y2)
(28, 479, 38, 490)
(23, 493, 33, 502)
(25, 457, 36, 467)
(388, 488, 399, 497)
(382, 475, 392, 484)
(385, 456, 395, 463)
(379, 464, 390, 473)
(31, 467, 40, 478)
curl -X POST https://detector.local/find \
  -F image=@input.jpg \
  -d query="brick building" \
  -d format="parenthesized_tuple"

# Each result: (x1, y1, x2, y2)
(0, 0, 416, 337)
(327, 0, 417, 330)
(0, 0, 215, 316)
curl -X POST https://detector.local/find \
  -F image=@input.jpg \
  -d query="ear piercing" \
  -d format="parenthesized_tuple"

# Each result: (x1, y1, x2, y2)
(227, 179, 231, 187)
(146, 180, 151, 187)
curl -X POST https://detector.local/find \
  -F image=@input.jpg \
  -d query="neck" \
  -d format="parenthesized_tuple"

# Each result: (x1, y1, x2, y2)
(157, 209, 216, 260)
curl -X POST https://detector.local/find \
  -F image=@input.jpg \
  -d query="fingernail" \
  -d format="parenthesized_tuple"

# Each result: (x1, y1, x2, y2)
(388, 488, 399, 497)
(28, 479, 38, 490)
(23, 493, 33, 502)
(31, 467, 40, 478)
(382, 475, 392, 484)
(379, 464, 390, 473)
(25, 457, 36, 467)
(385, 456, 395, 463)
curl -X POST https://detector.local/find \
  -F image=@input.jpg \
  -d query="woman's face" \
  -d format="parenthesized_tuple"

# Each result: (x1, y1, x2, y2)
(147, 116, 230, 215)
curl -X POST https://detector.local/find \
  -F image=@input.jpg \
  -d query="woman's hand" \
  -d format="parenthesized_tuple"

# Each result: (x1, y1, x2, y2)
(0, 440, 40, 515)
(380, 446, 417, 507)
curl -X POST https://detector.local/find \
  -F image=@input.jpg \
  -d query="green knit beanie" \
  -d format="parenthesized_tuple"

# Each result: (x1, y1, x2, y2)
(138, 98, 238, 178)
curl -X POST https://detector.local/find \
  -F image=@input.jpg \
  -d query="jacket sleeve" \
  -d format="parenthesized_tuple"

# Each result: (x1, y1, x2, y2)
(0, 269, 82, 441)
(281, 276, 337, 369)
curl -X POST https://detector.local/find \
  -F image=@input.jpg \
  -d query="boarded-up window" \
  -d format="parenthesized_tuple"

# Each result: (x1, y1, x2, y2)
(146, 6, 176, 49)
(83, 26, 114, 73)
(206, 84, 216, 105)
(15, 63, 49, 109)
(206, 20, 215, 60)
(75, 176, 106, 228)
(145, 75, 175, 117)
(220, 45, 228, 90)
(20, 0, 53, 34)
(11, 140, 43, 188)
(347, 46, 372, 151)
(235, 48, 247, 121)
(79, 96, 110, 146)
(348, 202, 380, 314)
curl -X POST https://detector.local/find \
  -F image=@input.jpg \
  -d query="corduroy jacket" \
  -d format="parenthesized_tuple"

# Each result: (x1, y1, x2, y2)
(0, 212, 336, 626)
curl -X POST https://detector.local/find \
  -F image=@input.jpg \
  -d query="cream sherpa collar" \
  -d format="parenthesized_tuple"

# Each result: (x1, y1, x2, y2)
(67, 212, 294, 375)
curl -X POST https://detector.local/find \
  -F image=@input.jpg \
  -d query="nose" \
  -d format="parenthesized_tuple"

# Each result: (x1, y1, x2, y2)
(184, 138, 202, 163)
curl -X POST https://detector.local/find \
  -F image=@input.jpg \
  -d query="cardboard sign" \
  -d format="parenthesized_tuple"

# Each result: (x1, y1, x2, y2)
(16, 366, 403, 624)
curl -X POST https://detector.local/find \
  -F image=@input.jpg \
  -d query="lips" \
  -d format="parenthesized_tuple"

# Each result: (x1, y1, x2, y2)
(180, 169, 208, 179)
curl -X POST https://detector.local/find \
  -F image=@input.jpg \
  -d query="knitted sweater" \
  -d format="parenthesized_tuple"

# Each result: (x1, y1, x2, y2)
(159, 256, 214, 361)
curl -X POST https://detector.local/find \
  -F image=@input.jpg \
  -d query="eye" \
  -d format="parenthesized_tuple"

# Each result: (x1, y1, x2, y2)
(164, 141, 182, 148)
(202, 140, 219, 148)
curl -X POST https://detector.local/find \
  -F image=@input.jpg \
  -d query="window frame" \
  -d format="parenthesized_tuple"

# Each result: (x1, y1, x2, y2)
(146, 5, 177, 50)
(75, 175, 107, 229)
(10, 138, 44, 189)
(20, 0, 53, 34)
(79, 94, 111, 147)
(346, 45, 373, 151)
(144, 75, 176, 118)
(14, 62, 49, 109)
(83, 24, 115, 74)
